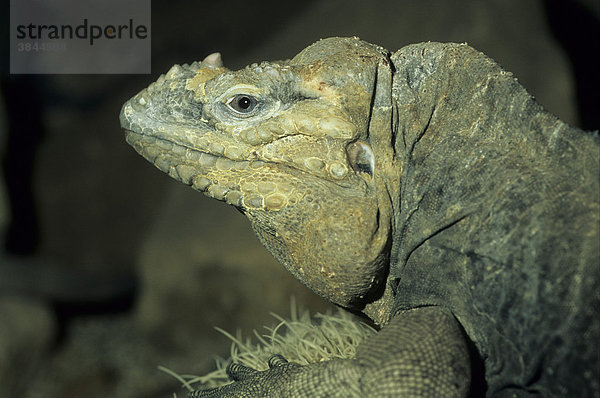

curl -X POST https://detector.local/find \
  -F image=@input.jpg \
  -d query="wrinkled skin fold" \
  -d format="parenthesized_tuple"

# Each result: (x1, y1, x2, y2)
(120, 37, 599, 397)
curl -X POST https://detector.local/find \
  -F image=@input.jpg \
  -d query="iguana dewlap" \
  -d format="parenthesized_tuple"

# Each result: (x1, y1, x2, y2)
(120, 37, 599, 397)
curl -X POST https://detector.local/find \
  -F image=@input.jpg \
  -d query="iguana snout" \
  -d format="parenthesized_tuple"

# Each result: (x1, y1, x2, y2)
(120, 37, 397, 310)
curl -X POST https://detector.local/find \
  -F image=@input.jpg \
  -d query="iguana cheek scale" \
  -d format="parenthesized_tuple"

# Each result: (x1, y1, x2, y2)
(120, 37, 599, 397)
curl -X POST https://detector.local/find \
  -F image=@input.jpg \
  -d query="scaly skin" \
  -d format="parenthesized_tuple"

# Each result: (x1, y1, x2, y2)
(121, 39, 396, 312)
(120, 37, 599, 397)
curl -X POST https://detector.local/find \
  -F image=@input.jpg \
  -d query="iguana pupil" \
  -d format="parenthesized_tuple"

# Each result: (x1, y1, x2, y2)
(237, 96, 251, 109)
(227, 94, 257, 114)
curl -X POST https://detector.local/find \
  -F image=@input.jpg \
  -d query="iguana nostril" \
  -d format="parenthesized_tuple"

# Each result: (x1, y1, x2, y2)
(130, 91, 149, 111)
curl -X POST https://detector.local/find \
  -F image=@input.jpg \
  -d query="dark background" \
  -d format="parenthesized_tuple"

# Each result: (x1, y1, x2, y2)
(1, 1, 598, 397)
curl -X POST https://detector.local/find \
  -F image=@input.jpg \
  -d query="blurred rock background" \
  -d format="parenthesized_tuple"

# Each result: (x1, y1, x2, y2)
(0, 0, 598, 397)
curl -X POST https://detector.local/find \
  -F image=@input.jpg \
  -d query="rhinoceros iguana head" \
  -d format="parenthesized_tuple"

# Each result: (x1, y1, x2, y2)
(120, 37, 399, 312)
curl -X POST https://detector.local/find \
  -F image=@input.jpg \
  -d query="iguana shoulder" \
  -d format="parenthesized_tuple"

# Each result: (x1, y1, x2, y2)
(389, 41, 600, 396)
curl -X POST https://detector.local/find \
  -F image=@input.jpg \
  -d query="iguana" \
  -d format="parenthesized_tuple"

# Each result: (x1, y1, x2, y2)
(120, 37, 599, 397)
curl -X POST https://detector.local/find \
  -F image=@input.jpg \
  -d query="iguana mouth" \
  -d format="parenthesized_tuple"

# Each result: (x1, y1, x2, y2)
(121, 81, 300, 211)
(124, 130, 273, 208)
(122, 89, 360, 212)
(125, 121, 370, 218)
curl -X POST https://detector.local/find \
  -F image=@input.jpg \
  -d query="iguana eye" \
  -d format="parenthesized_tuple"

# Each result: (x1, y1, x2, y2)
(226, 94, 259, 115)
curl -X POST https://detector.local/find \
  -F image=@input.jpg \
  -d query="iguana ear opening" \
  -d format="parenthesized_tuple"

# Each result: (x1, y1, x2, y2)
(346, 141, 375, 176)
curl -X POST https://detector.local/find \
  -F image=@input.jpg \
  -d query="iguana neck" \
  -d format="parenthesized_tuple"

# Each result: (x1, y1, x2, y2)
(386, 42, 599, 316)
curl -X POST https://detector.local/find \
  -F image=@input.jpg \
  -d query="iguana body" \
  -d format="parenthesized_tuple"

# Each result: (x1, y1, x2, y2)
(120, 37, 599, 397)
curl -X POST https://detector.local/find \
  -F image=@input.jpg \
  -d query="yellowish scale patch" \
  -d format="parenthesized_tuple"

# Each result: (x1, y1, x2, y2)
(185, 68, 227, 97)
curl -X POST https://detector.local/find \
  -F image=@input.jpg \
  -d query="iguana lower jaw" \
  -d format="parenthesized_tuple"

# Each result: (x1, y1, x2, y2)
(120, 37, 397, 310)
